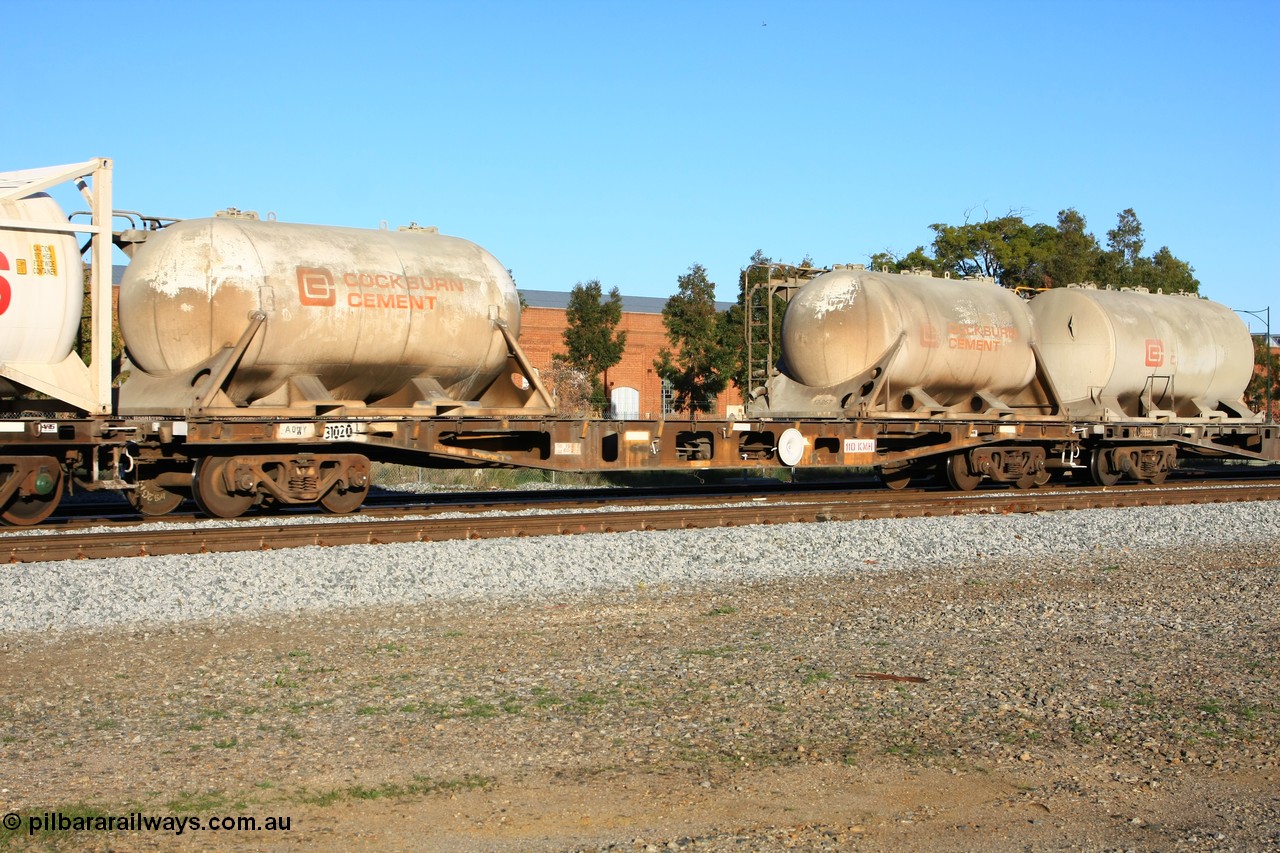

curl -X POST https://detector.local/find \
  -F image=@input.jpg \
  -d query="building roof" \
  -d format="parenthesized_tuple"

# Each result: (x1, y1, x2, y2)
(521, 289, 670, 314)
(111, 266, 732, 313)
(521, 288, 733, 314)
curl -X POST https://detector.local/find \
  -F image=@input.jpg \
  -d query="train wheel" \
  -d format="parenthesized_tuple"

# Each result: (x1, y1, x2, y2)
(879, 464, 913, 490)
(945, 453, 982, 491)
(0, 465, 63, 526)
(1088, 450, 1121, 487)
(128, 478, 184, 517)
(192, 457, 254, 519)
(1014, 467, 1051, 489)
(320, 482, 366, 514)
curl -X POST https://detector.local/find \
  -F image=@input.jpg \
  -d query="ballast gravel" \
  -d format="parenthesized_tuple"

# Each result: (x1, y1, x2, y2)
(3, 501, 1277, 634)
(2, 499, 1277, 850)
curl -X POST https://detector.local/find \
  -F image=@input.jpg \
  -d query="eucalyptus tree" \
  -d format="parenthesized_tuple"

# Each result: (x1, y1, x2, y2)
(562, 279, 627, 414)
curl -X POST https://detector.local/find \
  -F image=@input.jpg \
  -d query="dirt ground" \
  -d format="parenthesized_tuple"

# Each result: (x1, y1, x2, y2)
(2, 544, 1277, 851)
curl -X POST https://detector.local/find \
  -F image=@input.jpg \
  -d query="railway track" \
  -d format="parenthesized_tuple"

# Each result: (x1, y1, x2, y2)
(5, 479, 1278, 564)
(20, 463, 1280, 529)
(13, 479, 881, 529)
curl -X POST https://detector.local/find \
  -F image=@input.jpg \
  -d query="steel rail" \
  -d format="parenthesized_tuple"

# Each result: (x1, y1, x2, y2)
(24, 465, 1280, 531)
(12, 479, 883, 529)
(5, 481, 1278, 565)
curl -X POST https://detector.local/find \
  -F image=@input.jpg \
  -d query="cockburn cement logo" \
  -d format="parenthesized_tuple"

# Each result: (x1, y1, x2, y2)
(920, 320, 1018, 351)
(296, 268, 335, 307)
(295, 266, 465, 310)
(1145, 338, 1165, 367)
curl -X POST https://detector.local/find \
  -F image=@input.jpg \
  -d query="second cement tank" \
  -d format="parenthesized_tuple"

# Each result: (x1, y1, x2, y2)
(1028, 285, 1255, 419)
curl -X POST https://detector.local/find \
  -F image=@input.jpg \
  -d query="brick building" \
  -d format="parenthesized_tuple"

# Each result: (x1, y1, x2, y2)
(518, 290, 744, 419)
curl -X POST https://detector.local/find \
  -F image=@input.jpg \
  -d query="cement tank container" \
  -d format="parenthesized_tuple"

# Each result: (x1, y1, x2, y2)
(1028, 286, 1254, 418)
(0, 193, 83, 364)
(118, 216, 521, 406)
(779, 268, 1037, 408)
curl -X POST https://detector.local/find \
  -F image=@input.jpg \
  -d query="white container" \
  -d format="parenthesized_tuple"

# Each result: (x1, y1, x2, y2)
(0, 193, 83, 364)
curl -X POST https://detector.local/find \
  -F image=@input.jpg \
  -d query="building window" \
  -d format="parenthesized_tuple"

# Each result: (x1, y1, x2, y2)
(611, 386, 640, 420)
(660, 380, 717, 415)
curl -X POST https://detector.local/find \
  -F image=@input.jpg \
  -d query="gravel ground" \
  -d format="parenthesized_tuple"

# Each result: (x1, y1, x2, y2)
(3, 502, 1277, 634)
(0, 502, 1277, 850)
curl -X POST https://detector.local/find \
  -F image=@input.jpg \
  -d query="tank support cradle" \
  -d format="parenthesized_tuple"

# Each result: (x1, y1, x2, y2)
(117, 312, 267, 415)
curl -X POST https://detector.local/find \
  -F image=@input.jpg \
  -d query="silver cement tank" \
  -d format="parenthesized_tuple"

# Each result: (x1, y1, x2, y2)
(118, 216, 521, 407)
(778, 268, 1037, 409)
(1028, 286, 1254, 418)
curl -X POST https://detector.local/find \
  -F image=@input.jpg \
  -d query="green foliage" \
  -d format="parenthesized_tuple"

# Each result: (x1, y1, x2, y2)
(1247, 335, 1279, 420)
(1043, 208, 1099, 288)
(1094, 208, 1198, 293)
(869, 246, 944, 275)
(76, 266, 124, 370)
(655, 263, 731, 415)
(720, 249, 817, 392)
(561, 280, 627, 414)
(718, 249, 775, 392)
(928, 212, 1057, 288)
(877, 207, 1199, 294)
(717, 298, 747, 392)
(1143, 246, 1199, 293)
(1107, 207, 1145, 267)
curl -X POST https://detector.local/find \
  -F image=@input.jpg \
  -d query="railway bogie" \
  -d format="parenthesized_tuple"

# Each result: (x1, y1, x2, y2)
(190, 452, 371, 519)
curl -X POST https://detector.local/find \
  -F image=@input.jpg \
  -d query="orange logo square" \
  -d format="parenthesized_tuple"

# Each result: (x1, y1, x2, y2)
(920, 322, 939, 348)
(1145, 339, 1164, 367)
(297, 267, 335, 307)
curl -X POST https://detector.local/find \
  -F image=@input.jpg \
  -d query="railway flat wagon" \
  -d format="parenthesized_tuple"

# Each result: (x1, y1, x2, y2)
(0, 158, 1276, 526)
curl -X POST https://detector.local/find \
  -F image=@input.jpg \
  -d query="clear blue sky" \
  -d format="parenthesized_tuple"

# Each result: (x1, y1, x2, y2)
(12, 0, 1279, 326)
